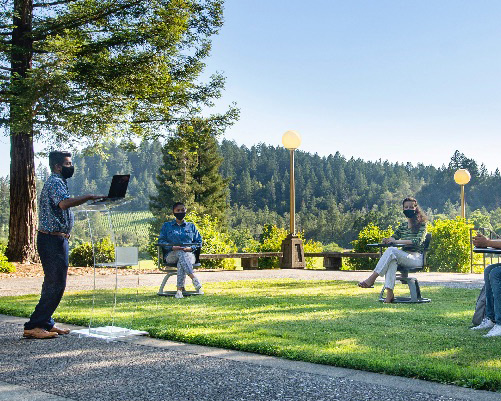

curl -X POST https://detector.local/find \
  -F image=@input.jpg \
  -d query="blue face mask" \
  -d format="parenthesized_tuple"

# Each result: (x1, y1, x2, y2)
(403, 209, 417, 218)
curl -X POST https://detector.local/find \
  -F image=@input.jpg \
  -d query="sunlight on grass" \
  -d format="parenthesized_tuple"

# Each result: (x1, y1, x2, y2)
(426, 348, 462, 359)
(477, 359, 501, 368)
(1, 279, 500, 392)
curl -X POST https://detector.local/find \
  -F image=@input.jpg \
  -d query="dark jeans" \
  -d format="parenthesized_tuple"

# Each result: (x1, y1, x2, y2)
(484, 263, 501, 324)
(24, 232, 69, 331)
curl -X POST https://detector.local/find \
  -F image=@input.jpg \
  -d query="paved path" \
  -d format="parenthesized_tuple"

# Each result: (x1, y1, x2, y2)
(0, 269, 485, 296)
(0, 270, 494, 401)
(1, 314, 499, 401)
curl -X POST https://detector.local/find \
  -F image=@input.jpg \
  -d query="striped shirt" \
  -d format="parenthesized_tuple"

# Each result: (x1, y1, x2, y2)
(393, 222, 427, 253)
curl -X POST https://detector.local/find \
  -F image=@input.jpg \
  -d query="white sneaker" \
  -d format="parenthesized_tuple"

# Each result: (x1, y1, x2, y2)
(471, 318, 495, 330)
(484, 324, 501, 337)
(174, 290, 184, 299)
(192, 277, 202, 291)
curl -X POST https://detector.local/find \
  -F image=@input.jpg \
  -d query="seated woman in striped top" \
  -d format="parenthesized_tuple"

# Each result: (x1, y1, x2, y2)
(357, 197, 428, 303)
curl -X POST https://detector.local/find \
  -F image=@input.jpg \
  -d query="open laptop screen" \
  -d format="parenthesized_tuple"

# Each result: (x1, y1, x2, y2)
(107, 174, 130, 199)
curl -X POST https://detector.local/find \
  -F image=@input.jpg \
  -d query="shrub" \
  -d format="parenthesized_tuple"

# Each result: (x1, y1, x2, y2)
(347, 223, 394, 270)
(229, 228, 259, 252)
(244, 224, 288, 269)
(427, 217, 473, 272)
(323, 242, 344, 252)
(303, 237, 323, 269)
(0, 249, 15, 273)
(193, 213, 237, 269)
(244, 224, 323, 269)
(69, 237, 115, 267)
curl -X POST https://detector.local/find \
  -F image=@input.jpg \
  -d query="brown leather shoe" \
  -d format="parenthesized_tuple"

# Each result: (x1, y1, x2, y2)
(23, 328, 58, 339)
(50, 326, 70, 335)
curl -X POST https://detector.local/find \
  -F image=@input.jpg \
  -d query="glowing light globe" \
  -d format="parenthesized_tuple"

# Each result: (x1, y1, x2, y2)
(454, 169, 471, 185)
(282, 130, 302, 150)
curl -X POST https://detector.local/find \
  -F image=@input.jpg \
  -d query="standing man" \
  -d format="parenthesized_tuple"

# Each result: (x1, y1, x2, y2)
(23, 151, 104, 339)
(158, 202, 203, 299)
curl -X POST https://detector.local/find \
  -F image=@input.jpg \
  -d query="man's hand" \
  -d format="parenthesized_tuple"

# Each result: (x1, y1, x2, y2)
(89, 195, 107, 201)
(59, 194, 107, 210)
(472, 233, 490, 248)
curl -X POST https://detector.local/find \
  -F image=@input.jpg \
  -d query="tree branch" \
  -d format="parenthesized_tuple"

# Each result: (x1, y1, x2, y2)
(33, 0, 78, 7)
(33, 0, 143, 40)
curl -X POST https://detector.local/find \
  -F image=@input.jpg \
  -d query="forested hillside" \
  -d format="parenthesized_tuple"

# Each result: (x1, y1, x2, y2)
(8, 140, 501, 247)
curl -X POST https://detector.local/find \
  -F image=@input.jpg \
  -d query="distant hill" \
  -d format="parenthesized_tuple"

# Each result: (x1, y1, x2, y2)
(45, 139, 500, 246)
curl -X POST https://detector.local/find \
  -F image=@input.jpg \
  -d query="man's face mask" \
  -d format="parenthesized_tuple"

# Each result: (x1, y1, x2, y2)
(61, 165, 74, 179)
(174, 212, 186, 221)
(403, 209, 417, 218)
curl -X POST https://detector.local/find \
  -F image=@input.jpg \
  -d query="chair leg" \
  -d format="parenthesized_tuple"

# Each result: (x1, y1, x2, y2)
(408, 278, 419, 302)
(158, 272, 176, 295)
(378, 286, 386, 302)
(389, 276, 430, 303)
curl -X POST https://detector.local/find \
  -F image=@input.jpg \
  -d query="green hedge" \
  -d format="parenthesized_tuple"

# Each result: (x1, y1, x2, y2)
(244, 224, 323, 269)
(69, 237, 115, 267)
(0, 245, 15, 273)
(427, 217, 473, 272)
(347, 223, 394, 270)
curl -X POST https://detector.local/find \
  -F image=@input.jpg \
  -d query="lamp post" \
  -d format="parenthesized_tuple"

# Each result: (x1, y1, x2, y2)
(454, 169, 471, 219)
(280, 130, 305, 268)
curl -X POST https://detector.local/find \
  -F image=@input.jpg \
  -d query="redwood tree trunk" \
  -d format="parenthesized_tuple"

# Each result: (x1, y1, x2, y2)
(6, 0, 37, 262)
(6, 133, 38, 262)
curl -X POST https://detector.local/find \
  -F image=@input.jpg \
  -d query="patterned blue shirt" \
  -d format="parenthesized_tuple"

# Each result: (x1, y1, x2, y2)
(38, 173, 74, 234)
(158, 220, 202, 252)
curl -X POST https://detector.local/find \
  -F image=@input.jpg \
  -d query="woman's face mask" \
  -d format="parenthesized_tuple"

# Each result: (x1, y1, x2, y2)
(403, 209, 417, 218)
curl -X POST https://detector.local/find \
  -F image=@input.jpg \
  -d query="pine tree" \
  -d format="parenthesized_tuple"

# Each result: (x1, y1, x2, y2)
(150, 118, 230, 225)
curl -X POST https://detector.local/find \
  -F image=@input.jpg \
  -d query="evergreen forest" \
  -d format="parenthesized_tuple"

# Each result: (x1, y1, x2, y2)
(4, 141, 501, 248)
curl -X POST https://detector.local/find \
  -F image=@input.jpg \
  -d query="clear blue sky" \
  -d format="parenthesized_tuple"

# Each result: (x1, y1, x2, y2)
(1, 0, 500, 175)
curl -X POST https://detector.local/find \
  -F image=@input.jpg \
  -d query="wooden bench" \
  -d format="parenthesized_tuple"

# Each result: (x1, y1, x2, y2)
(199, 252, 283, 269)
(199, 251, 381, 270)
(303, 252, 380, 270)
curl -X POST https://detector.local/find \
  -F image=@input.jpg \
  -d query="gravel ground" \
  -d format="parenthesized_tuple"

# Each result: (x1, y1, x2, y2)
(1, 317, 495, 401)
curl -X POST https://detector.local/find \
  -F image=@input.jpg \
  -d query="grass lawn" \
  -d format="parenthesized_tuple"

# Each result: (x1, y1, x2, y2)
(1, 279, 500, 392)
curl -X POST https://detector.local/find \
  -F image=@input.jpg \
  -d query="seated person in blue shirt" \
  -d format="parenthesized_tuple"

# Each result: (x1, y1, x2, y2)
(471, 233, 501, 337)
(158, 202, 203, 298)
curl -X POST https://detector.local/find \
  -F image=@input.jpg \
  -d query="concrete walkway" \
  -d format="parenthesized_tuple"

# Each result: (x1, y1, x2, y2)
(1, 313, 499, 401)
(0, 270, 495, 401)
